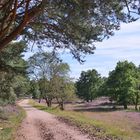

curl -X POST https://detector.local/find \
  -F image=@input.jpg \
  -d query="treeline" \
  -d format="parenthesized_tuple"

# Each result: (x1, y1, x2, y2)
(1, 41, 140, 111)
(76, 61, 140, 110)
(0, 41, 76, 110)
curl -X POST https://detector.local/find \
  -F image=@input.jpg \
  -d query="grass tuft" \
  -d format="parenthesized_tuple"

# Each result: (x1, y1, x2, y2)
(0, 105, 26, 140)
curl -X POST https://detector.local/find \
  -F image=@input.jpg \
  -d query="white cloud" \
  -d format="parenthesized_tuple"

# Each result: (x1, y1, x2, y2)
(24, 20, 140, 79)
(66, 20, 140, 79)
(120, 20, 140, 33)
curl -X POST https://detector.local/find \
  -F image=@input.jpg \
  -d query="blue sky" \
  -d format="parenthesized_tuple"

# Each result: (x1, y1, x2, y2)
(25, 20, 140, 80)
(61, 20, 140, 80)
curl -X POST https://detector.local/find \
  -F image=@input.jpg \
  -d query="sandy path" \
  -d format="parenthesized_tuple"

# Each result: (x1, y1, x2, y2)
(16, 99, 91, 140)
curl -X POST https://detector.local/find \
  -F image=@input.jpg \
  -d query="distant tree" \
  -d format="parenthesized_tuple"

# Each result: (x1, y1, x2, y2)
(0, 0, 140, 61)
(38, 78, 52, 106)
(131, 66, 140, 110)
(97, 77, 108, 97)
(28, 52, 59, 106)
(55, 78, 76, 110)
(44, 62, 75, 109)
(76, 69, 102, 102)
(49, 63, 75, 110)
(106, 61, 137, 109)
(28, 52, 59, 80)
(29, 80, 40, 99)
(28, 51, 75, 109)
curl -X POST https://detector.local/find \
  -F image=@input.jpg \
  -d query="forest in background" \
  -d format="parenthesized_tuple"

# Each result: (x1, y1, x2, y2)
(0, 41, 139, 111)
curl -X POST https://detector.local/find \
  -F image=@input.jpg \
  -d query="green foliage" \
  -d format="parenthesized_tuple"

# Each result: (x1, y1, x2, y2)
(76, 69, 103, 102)
(8, 87, 17, 104)
(58, 81, 76, 102)
(130, 67, 140, 110)
(12, 75, 30, 98)
(53, 77, 76, 110)
(28, 52, 76, 109)
(0, 105, 26, 140)
(75, 61, 140, 110)
(0, 1, 140, 61)
(30, 0, 140, 62)
(0, 76, 16, 105)
(97, 77, 108, 97)
(104, 61, 140, 109)
(0, 41, 27, 73)
(0, 42, 28, 104)
(30, 80, 40, 99)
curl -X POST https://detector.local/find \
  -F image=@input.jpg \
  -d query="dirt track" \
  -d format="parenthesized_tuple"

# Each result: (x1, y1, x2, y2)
(16, 100, 90, 140)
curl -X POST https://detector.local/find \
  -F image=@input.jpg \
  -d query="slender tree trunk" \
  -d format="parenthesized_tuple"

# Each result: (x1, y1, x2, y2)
(135, 93, 139, 110)
(48, 99, 52, 107)
(45, 98, 52, 107)
(60, 101, 64, 110)
(86, 99, 89, 102)
(38, 98, 41, 103)
(45, 98, 49, 107)
(56, 97, 64, 110)
(38, 93, 42, 103)
(124, 104, 127, 109)
(135, 104, 138, 110)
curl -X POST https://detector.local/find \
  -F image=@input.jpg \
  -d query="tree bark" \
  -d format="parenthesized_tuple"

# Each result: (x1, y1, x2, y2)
(0, 2, 45, 50)
(124, 104, 127, 109)
(56, 97, 64, 110)
(59, 101, 64, 110)
(45, 98, 52, 107)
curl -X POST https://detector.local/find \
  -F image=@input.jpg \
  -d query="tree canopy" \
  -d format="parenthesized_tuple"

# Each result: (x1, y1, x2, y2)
(0, 41, 29, 104)
(28, 51, 75, 109)
(104, 61, 140, 109)
(75, 61, 140, 110)
(0, 0, 140, 61)
(76, 69, 102, 102)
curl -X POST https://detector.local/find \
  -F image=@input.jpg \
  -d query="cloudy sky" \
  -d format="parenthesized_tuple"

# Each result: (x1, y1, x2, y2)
(59, 20, 140, 80)
(25, 20, 140, 80)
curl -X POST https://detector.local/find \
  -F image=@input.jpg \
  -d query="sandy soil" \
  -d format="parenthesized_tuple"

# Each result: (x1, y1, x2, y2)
(16, 99, 91, 140)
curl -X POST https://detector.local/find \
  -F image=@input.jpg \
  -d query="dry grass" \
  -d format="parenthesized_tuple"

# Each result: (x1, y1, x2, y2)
(64, 99, 140, 140)
(0, 105, 26, 140)
(30, 99, 140, 140)
(81, 110, 140, 140)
